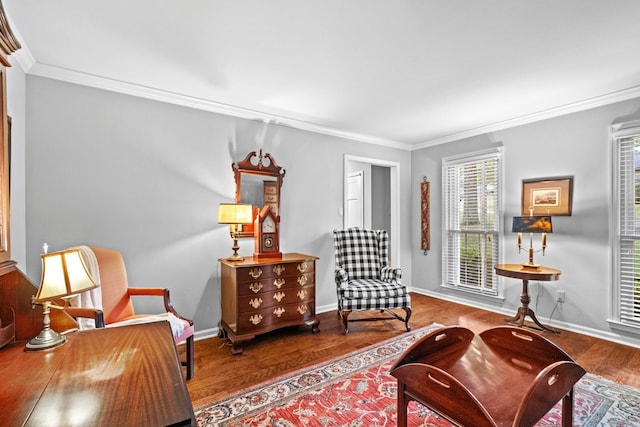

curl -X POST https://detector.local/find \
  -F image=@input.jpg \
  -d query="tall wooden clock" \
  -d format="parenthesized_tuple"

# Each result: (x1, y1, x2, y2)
(254, 205, 282, 259)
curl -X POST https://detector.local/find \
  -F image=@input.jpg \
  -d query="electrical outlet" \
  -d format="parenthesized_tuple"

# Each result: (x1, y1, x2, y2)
(556, 290, 565, 303)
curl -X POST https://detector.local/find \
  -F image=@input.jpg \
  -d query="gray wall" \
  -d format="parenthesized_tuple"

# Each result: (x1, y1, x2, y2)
(411, 97, 640, 346)
(20, 76, 412, 336)
(371, 165, 390, 232)
(6, 65, 640, 346)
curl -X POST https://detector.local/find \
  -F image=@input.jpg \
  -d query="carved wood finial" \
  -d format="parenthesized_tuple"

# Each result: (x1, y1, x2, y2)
(233, 150, 285, 178)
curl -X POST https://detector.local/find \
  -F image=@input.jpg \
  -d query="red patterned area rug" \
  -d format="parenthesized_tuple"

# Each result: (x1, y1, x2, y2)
(195, 324, 640, 427)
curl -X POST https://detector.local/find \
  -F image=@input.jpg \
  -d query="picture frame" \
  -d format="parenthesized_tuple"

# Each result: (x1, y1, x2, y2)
(521, 176, 573, 216)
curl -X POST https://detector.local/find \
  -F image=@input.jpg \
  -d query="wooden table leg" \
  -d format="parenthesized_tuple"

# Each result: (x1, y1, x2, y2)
(505, 279, 559, 333)
(396, 383, 409, 427)
(561, 388, 574, 427)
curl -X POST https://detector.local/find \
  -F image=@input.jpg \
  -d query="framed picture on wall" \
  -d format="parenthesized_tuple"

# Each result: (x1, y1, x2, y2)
(521, 176, 573, 216)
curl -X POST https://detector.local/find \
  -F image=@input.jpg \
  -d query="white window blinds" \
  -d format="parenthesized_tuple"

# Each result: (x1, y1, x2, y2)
(614, 126, 640, 328)
(443, 150, 501, 294)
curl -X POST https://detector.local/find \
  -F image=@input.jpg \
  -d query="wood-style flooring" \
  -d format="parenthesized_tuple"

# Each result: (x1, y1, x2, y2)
(182, 293, 640, 407)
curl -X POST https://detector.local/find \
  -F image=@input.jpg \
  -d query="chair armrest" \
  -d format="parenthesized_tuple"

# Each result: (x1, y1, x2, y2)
(127, 287, 193, 326)
(64, 306, 105, 328)
(381, 266, 402, 281)
(335, 268, 349, 288)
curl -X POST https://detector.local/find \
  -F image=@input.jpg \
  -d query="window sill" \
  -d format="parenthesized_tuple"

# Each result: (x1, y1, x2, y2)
(607, 319, 640, 335)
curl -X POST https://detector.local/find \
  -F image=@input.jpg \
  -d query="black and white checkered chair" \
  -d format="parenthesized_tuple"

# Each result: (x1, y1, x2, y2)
(333, 228, 411, 334)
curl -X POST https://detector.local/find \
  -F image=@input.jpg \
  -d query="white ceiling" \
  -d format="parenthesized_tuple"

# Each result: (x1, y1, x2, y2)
(5, 1, 640, 150)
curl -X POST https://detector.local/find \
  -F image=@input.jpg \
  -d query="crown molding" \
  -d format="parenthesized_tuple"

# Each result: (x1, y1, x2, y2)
(23, 61, 412, 151)
(10, 40, 640, 153)
(412, 85, 640, 151)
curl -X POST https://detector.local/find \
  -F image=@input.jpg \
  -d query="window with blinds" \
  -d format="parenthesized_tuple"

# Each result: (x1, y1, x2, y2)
(442, 149, 501, 294)
(613, 124, 640, 329)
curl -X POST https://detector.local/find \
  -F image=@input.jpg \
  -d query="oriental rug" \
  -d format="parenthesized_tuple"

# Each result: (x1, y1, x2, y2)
(195, 324, 640, 426)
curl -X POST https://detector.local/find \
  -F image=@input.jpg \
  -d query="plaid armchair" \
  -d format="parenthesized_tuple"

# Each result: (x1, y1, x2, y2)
(333, 228, 411, 334)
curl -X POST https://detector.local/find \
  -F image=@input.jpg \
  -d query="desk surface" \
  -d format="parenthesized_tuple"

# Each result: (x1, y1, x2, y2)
(495, 263, 561, 281)
(0, 321, 195, 427)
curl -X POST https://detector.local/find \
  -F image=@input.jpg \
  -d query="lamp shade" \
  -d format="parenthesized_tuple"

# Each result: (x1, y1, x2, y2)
(35, 249, 98, 302)
(218, 203, 253, 224)
(512, 216, 552, 233)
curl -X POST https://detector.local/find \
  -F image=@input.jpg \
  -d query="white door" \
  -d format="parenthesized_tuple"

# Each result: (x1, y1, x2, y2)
(346, 171, 364, 228)
(344, 155, 401, 267)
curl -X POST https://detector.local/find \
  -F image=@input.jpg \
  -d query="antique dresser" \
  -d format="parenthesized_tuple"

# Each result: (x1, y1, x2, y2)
(218, 253, 319, 354)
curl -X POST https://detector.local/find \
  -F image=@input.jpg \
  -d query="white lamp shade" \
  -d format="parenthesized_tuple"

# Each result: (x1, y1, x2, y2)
(218, 203, 253, 224)
(35, 249, 98, 301)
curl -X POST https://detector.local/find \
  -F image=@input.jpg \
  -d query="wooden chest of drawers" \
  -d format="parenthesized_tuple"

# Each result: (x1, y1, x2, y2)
(219, 253, 320, 354)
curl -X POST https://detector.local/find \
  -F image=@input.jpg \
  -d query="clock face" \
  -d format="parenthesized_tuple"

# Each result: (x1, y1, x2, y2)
(262, 216, 276, 232)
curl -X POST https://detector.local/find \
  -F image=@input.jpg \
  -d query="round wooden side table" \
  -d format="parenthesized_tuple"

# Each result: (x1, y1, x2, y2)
(495, 264, 561, 333)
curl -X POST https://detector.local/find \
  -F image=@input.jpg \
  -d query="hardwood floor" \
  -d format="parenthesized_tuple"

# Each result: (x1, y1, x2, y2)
(183, 293, 640, 407)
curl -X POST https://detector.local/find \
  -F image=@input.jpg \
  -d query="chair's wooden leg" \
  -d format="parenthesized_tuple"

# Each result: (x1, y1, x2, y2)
(403, 307, 412, 332)
(340, 310, 351, 335)
(185, 335, 195, 380)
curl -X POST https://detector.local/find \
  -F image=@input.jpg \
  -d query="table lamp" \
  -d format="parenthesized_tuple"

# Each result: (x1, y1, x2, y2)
(25, 248, 99, 351)
(512, 215, 552, 271)
(218, 203, 253, 261)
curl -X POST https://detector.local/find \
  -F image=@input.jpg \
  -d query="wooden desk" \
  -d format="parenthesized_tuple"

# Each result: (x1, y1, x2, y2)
(391, 326, 585, 427)
(495, 263, 561, 333)
(0, 321, 195, 426)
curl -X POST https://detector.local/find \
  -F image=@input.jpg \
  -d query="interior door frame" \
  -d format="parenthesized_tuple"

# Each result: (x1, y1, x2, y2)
(343, 154, 400, 267)
(346, 170, 364, 228)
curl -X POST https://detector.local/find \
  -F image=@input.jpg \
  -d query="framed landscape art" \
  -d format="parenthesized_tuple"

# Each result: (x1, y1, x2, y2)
(521, 176, 573, 216)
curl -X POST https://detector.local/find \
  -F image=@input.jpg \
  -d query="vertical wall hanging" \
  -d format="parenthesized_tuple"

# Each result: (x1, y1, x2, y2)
(421, 177, 430, 254)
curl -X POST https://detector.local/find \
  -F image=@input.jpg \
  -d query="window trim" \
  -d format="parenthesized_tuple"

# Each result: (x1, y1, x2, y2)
(441, 147, 503, 297)
(610, 120, 640, 333)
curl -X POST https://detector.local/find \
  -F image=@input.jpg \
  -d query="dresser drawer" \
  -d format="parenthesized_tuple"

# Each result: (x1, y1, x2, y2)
(264, 194, 278, 203)
(235, 260, 315, 282)
(237, 272, 315, 297)
(237, 301, 316, 331)
(238, 286, 315, 313)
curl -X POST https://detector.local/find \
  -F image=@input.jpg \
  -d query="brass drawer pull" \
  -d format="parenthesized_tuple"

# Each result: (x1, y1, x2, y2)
(297, 275, 308, 286)
(273, 291, 285, 302)
(297, 290, 307, 300)
(297, 305, 308, 315)
(274, 278, 286, 289)
(297, 262, 309, 273)
(249, 268, 263, 279)
(273, 307, 286, 317)
(249, 297, 263, 309)
(249, 314, 263, 325)
(249, 282, 263, 293)
(273, 265, 286, 276)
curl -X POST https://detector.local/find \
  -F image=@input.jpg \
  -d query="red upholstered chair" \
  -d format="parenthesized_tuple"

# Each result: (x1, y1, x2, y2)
(65, 247, 195, 380)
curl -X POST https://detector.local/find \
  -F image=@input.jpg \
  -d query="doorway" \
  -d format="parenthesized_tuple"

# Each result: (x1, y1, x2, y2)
(343, 155, 400, 266)
(346, 171, 364, 228)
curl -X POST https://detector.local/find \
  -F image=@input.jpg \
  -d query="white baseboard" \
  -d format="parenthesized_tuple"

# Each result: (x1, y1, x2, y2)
(411, 288, 640, 349)
(193, 291, 640, 348)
